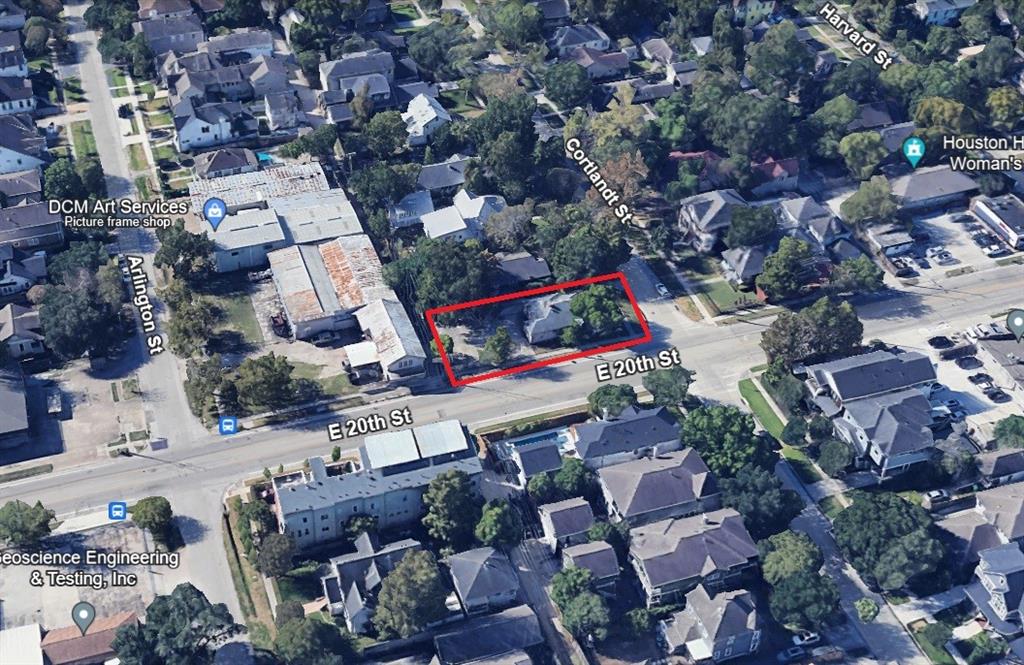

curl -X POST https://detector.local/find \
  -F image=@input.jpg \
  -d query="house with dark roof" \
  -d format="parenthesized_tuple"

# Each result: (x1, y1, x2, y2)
(568, 405, 682, 469)
(598, 449, 720, 526)
(0, 166, 40, 205)
(562, 541, 619, 594)
(568, 47, 628, 80)
(967, 543, 1024, 635)
(0, 302, 42, 357)
(665, 60, 699, 88)
(550, 24, 610, 57)
(194, 147, 258, 179)
(866, 223, 915, 257)
(509, 438, 562, 488)
(41, 612, 138, 665)
(834, 389, 937, 478)
(659, 586, 760, 662)
(0, 0, 24, 30)
(748, 156, 799, 197)
(434, 605, 543, 665)
(720, 246, 767, 288)
(889, 166, 979, 212)
(0, 362, 26, 447)
(778, 196, 850, 252)
(447, 547, 520, 616)
(938, 510, 1003, 571)
(0, 201, 63, 249)
(319, 49, 395, 91)
(137, 0, 193, 20)
(321, 532, 422, 633)
(0, 245, 44, 295)
(978, 449, 1024, 488)
(976, 483, 1024, 544)
(629, 508, 758, 606)
(678, 189, 748, 253)
(134, 14, 204, 56)
(0, 113, 43, 176)
(538, 497, 594, 551)
(641, 38, 678, 65)
(496, 251, 551, 287)
(528, 0, 570, 26)
(265, 90, 302, 131)
(804, 350, 937, 415)
(0, 44, 26, 78)
(418, 154, 472, 194)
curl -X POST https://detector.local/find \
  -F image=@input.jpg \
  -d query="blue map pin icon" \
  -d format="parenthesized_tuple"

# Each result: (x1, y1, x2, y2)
(902, 137, 925, 168)
(203, 197, 227, 231)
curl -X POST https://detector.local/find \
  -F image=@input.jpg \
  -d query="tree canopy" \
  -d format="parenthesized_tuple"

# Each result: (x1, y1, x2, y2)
(641, 365, 695, 407)
(756, 237, 814, 301)
(544, 62, 592, 109)
(0, 500, 54, 547)
(721, 465, 803, 539)
(769, 570, 840, 630)
(587, 384, 638, 418)
(422, 470, 482, 550)
(995, 415, 1024, 448)
(475, 500, 523, 548)
(374, 550, 449, 638)
(760, 297, 864, 368)
(681, 406, 773, 478)
(724, 205, 777, 249)
(273, 617, 358, 665)
(760, 530, 823, 586)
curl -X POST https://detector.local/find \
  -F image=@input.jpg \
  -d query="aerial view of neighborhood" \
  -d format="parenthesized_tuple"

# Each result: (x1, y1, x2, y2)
(2, 0, 1024, 663)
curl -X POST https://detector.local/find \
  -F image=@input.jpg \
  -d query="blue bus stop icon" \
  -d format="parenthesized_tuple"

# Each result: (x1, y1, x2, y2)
(219, 416, 238, 435)
(108, 501, 127, 520)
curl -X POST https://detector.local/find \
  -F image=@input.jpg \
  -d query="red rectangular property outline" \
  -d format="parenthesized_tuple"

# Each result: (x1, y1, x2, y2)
(424, 272, 652, 387)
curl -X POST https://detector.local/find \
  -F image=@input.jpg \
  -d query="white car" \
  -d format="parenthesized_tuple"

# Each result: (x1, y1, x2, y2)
(792, 631, 821, 647)
(984, 245, 1010, 258)
(655, 283, 670, 298)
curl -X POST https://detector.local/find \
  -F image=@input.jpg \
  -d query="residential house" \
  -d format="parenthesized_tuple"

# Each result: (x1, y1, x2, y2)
(975, 337, 1024, 396)
(0, 44, 26, 78)
(0, 303, 42, 357)
(778, 196, 850, 252)
(0, 77, 33, 116)
(0, 167, 40, 205)
(496, 251, 551, 286)
(691, 36, 715, 56)
(0, 0, 25, 30)
(193, 147, 258, 179)
(804, 350, 937, 414)
(914, 0, 977, 24)
(319, 49, 395, 91)
(509, 438, 562, 488)
(0, 202, 64, 249)
(537, 497, 594, 551)
(0, 362, 27, 448)
(598, 449, 720, 527)
(641, 38, 678, 65)
(732, 0, 776, 25)
(629, 508, 759, 606)
(938, 511, 1003, 571)
(550, 24, 610, 57)
(889, 166, 978, 212)
(402, 93, 450, 146)
(720, 246, 767, 288)
(748, 156, 799, 197)
(279, 7, 306, 46)
(137, 0, 192, 19)
(41, 612, 138, 665)
(433, 605, 543, 665)
(388, 190, 434, 229)
(346, 297, 427, 381)
(668, 150, 730, 191)
(417, 153, 472, 195)
(528, 0, 571, 27)
(567, 405, 682, 469)
(866, 223, 915, 257)
(630, 79, 675, 104)
(321, 532, 422, 633)
(523, 292, 575, 344)
(678, 189, 748, 253)
(0, 245, 45, 295)
(0, 31, 21, 53)
(265, 91, 302, 131)
(201, 28, 274, 60)
(0, 624, 42, 665)
(971, 194, 1024, 250)
(846, 102, 894, 132)
(173, 99, 257, 151)
(420, 188, 506, 241)
(978, 449, 1024, 488)
(879, 121, 917, 152)
(976, 483, 1024, 544)
(568, 47, 629, 80)
(447, 547, 520, 616)
(274, 421, 482, 550)
(967, 543, 1024, 635)
(134, 14, 204, 56)
(659, 586, 760, 662)
(665, 60, 699, 88)
(562, 541, 619, 594)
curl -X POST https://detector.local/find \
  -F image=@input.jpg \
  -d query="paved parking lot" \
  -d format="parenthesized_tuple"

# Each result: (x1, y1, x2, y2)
(912, 210, 1017, 279)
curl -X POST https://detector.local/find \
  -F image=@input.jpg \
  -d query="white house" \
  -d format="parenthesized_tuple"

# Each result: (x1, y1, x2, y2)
(0, 77, 34, 116)
(402, 93, 451, 147)
(0, 115, 45, 175)
(174, 101, 256, 151)
(0, 303, 42, 358)
(420, 189, 506, 241)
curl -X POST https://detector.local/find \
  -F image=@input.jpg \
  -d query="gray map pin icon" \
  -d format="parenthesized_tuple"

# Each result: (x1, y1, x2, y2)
(72, 601, 96, 636)
(1007, 309, 1024, 343)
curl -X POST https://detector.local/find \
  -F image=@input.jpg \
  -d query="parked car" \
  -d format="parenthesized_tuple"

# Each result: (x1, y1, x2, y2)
(655, 283, 670, 297)
(985, 388, 1011, 403)
(777, 647, 806, 663)
(955, 356, 983, 370)
(928, 336, 954, 349)
(925, 246, 946, 258)
(792, 631, 821, 647)
(969, 373, 993, 385)
(926, 489, 951, 503)
(984, 245, 1010, 258)
(939, 399, 961, 410)
(952, 214, 973, 223)
(935, 251, 957, 265)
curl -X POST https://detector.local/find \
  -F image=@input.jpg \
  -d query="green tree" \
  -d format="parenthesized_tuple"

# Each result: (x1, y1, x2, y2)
(682, 406, 773, 478)
(759, 530, 823, 585)
(111, 583, 243, 665)
(760, 297, 864, 367)
(806, 94, 859, 159)
(384, 238, 494, 317)
(76, 157, 107, 197)
(544, 62, 592, 109)
(808, 414, 833, 442)
(816, 439, 853, 477)
(746, 21, 813, 94)
(756, 237, 813, 301)
(279, 124, 338, 158)
(769, 571, 840, 629)
(44, 158, 87, 201)
(274, 600, 306, 628)
(39, 286, 114, 359)
(0, 500, 54, 547)
(407, 20, 471, 79)
(256, 533, 295, 577)
(995, 415, 1024, 448)
(586, 384, 637, 418)
(830, 255, 885, 294)
(551, 566, 594, 608)
(364, 111, 407, 159)
(345, 514, 378, 539)
(374, 550, 449, 638)
(273, 617, 358, 665)
(781, 418, 807, 446)
(724, 205, 777, 248)
(554, 457, 597, 499)
(489, 0, 542, 48)
(154, 222, 215, 285)
(233, 353, 297, 414)
(130, 496, 174, 544)
(167, 297, 218, 357)
(855, 597, 879, 623)
(571, 285, 624, 339)
(475, 500, 523, 548)
(839, 131, 888, 180)
(430, 334, 454, 357)
(422, 470, 481, 549)
(967, 35, 1014, 86)
(551, 229, 627, 281)
(840, 176, 897, 226)
(721, 465, 803, 539)
(347, 163, 420, 209)
(987, 86, 1024, 131)
(527, 472, 559, 503)
(479, 326, 513, 366)
(562, 592, 610, 641)
(641, 365, 695, 406)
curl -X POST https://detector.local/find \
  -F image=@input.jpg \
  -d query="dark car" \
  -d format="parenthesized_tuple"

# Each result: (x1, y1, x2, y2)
(985, 388, 1012, 403)
(928, 336, 954, 349)
(777, 647, 806, 663)
(956, 356, 983, 370)
(969, 373, 993, 385)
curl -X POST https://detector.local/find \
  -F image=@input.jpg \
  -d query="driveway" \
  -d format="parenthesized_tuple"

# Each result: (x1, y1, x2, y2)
(510, 539, 575, 665)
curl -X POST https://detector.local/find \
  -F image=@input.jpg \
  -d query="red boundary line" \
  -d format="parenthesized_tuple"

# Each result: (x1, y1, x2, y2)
(424, 272, 652, 387)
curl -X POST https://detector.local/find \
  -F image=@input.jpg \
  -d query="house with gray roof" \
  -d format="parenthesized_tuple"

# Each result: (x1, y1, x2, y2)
(134, 14, 204, 56)
(550, 24, 610, 57)
(720, 246, 766, 288)
(193, 147, 258, 179)
(568, 405, 682, 469)
(319, 49, 395, 91)
(538, 497, 594, 551)
(976, 483, 1024, 544)
(421, 189, 506, 241)
(967, 543, 1024, 635)
(0, 202, 63, 249)
(834, 389, 937, 478)
(0, 0, 24, 30)
(0, 303, 41, 358)
(641, 38, 677, 65)
(402, 93, 450, 146)
(418, 154, 472, 194)
(938, 510, 1003, 571)
(0, 113, 45, 175)
(866, 223, 914, 257)
(659, 586, 760, 662)
(496, 251, 551, 286)
(265, 90, 302, 131)
(433, 605, 543, 665)
(201, 28, 274, 60)
(509, 438, 562, 488)
(598, 449, 720, 526)
(804, 350, 937, 414)
(523, 292, 575, 344)
(447, 547, 519, 616)
(691, 36, 715, 56)
(629, 508, 758, 606)
(978, 449, 1024, 488)
(0, 362, 27, 447)
(890, 166, 979, 212)
(0, 245, 44, 296)
(137, 0, 192, 20)
(528, 0, 570, 26)
(778, 196, 850, 251)
(0, 167, 41, 205)
(174, 99, 256, 152)
(562, 541, 619, 593)
(568, 47, 628, 81)
(321, 532, 421, 633)
(0, 76, 32, 116)
(678, 189, 747, 253)
(388, 190, 434, 229)
(347, 298, 427, 381)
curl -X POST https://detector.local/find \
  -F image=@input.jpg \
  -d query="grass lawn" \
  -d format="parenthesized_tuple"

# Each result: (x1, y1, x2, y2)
(134, 176, 154, 200)
(438, 89, 481, 114)
(393, 25, 424, 35)
(63, 76, 85, 102)
(107, 68, 127, 87)
(390, 2, 419, 21)
(111, 87, 130, 98)
(141, 98, 168, 112)
(699, 278, 760, 316)
(152, 143, 178, 162)
(70, 120, 98, 157)
(208, 290, 262, 345)
(137, 81, 155, 97)
(911, 621, 956, 665)
(0, 463, 53, 484)
(147, 111, 174, 128)
(276, 562, 322, 605)
(818, 495, 845, 520)
(27, 55, 50, 71)
(127, 116, 139, 135)
(291, 361, 356, 397)
(782, 444, 824, 484)
(738, 378, 785, 439)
